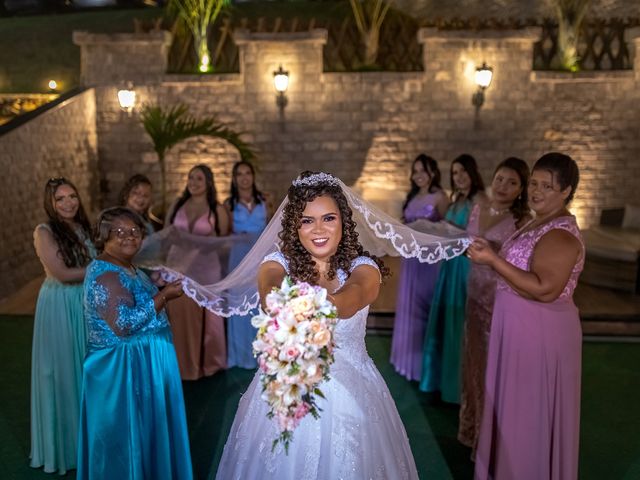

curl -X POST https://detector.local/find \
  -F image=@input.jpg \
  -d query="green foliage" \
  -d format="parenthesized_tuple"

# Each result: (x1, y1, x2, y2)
(348, 0, 393, 66)
(139, 103, 255, 211)
(168, 0, 230, 70)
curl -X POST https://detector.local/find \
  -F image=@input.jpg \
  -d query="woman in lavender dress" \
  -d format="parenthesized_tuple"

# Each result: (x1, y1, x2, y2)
(468, 153, 583, 480)
(390, 155, 449, 381)
(458, 157, 530, 455)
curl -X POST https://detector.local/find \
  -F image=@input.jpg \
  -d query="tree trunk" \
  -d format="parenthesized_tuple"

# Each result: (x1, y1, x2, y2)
(363, 28, 380, 66)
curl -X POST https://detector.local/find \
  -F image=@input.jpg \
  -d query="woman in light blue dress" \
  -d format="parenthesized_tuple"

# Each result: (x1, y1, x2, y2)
(78, 207, 192, 480)
(420, 154, 486, 404)
(30, 177, 95, 475)
(225, 161, 268, 368)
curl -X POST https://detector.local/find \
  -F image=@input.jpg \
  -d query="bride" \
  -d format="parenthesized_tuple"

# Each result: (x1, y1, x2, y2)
(213, 172, 469, 479)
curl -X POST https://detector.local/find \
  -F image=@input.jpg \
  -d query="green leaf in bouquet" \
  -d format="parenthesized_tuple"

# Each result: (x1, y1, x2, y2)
(314, 387, 326, 399)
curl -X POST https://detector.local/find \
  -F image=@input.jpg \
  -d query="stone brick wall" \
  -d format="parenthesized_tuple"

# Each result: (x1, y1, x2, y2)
(0, 89, 98, 300)
(74, 28, 640, 230)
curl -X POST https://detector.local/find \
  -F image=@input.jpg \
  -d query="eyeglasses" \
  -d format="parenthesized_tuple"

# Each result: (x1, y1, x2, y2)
(110, 227, 143, 239)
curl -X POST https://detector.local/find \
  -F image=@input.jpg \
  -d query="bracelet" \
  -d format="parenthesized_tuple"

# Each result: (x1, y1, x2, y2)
(161, 295, 167, 308)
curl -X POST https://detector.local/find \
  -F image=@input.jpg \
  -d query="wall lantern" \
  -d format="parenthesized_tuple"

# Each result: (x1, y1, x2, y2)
(117, 85, 136, 115)
(472, 62, 493, 111)
(48, 80, 58, 92)
(273, 65, 289, 113)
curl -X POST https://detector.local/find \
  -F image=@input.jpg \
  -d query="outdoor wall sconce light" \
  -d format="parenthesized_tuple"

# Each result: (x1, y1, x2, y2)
(273, 65, 289, 114)
(472, 62, 493, 112)
(117, 85, 136, 116)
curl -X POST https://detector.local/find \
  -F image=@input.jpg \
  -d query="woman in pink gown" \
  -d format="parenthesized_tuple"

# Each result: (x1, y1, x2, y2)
(165, 164, 231, 380)
(468, 153, 583, 480)
(458, 157, 530, 454)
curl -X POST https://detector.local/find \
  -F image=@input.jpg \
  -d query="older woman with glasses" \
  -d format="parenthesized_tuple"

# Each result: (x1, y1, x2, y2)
(30, 177, 95, 475)
(77, 207, 192, 480)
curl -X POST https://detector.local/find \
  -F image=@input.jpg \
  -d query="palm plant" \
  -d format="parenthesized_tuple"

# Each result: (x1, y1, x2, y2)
(349, 0, 393, 67)
(169, 0, 229, 72)
(140, 104, 256, 213)
(550, 0, 591, 71)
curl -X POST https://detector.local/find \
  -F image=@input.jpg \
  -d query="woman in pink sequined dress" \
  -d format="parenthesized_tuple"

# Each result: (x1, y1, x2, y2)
(467, 153, 583, 480)
(458, 157, 531, 455)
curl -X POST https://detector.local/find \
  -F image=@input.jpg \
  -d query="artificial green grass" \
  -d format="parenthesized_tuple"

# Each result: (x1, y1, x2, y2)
(1, 314, 639, 479)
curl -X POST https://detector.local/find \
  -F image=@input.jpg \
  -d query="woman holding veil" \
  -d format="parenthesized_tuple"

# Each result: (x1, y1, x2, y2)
(156, 171, 466, 479)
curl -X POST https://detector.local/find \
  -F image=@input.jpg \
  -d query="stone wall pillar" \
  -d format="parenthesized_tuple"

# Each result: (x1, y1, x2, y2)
(625, 27, 640, 78)
(73, 31, 173, 86)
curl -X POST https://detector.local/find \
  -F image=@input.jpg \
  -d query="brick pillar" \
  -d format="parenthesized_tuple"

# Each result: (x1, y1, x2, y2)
(624, 26, 640, 79)
(73, 31, 173, 86)
(417, 27, 542, 111)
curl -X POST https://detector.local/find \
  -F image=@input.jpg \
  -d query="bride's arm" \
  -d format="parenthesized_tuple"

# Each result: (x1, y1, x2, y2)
(329, 265, 380, 319)
(257, 261, 287, 309)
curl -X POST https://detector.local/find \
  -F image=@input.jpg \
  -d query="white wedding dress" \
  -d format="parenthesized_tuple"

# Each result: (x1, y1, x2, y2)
(215, 253, 419, 480)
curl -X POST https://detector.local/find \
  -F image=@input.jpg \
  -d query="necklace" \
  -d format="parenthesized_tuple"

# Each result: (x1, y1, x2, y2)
(489, 205, 510, 217)
(240, 198, 254, 211)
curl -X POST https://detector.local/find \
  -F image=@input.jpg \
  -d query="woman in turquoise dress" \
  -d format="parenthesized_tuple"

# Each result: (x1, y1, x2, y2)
(225, 161, 269, 368)
(420, 154, 486, 403)
(78, 207, 192, 480)
(30, 177, 95, 475)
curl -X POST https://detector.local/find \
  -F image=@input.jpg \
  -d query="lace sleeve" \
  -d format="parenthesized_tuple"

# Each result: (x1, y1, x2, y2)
(350, 256, 382, 283)
(261, 251, 289, 272)
(93, 270, 156, 337)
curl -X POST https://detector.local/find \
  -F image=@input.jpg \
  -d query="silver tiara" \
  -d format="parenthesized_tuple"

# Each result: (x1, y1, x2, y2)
(292, 172, 340, 188)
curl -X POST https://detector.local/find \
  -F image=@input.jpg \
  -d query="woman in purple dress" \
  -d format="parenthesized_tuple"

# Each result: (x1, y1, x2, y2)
(468, 153, 583, 480)
(458, 157, 530, 455)
(390, 154, 449, 381)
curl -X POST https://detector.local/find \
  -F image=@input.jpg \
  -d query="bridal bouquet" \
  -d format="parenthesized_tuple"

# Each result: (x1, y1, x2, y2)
(251, 277, 338, 454)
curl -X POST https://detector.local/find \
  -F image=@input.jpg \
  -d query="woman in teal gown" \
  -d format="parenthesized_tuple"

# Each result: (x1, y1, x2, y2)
(420, 154, 486, 403)
(78, 207, 192, 480)
(30, 178, 95, 475)
(225, 161, 269, 369)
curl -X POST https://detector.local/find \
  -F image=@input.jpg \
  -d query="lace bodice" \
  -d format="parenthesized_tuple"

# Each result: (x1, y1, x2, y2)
(497, 215, 584, 300)
(262, 252, 380, 367)
(84, 259, 169, 349)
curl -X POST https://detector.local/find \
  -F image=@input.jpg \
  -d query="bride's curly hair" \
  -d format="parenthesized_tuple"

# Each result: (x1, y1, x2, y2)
(279, 171, 389, 283)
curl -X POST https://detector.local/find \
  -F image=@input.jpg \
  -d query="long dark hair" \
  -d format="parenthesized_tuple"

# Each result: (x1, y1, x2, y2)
(227, 161, 264, 211)
(280, 171, 389, 284)
(402, 154, 442, 212)
(118, 174, 152, 221)
(450, 154, 485, 202)
(169, 164, 220, 235)
(43, 177, 92, 268)
(532, 152, 580, 205)
(493, 157, 530, 222)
